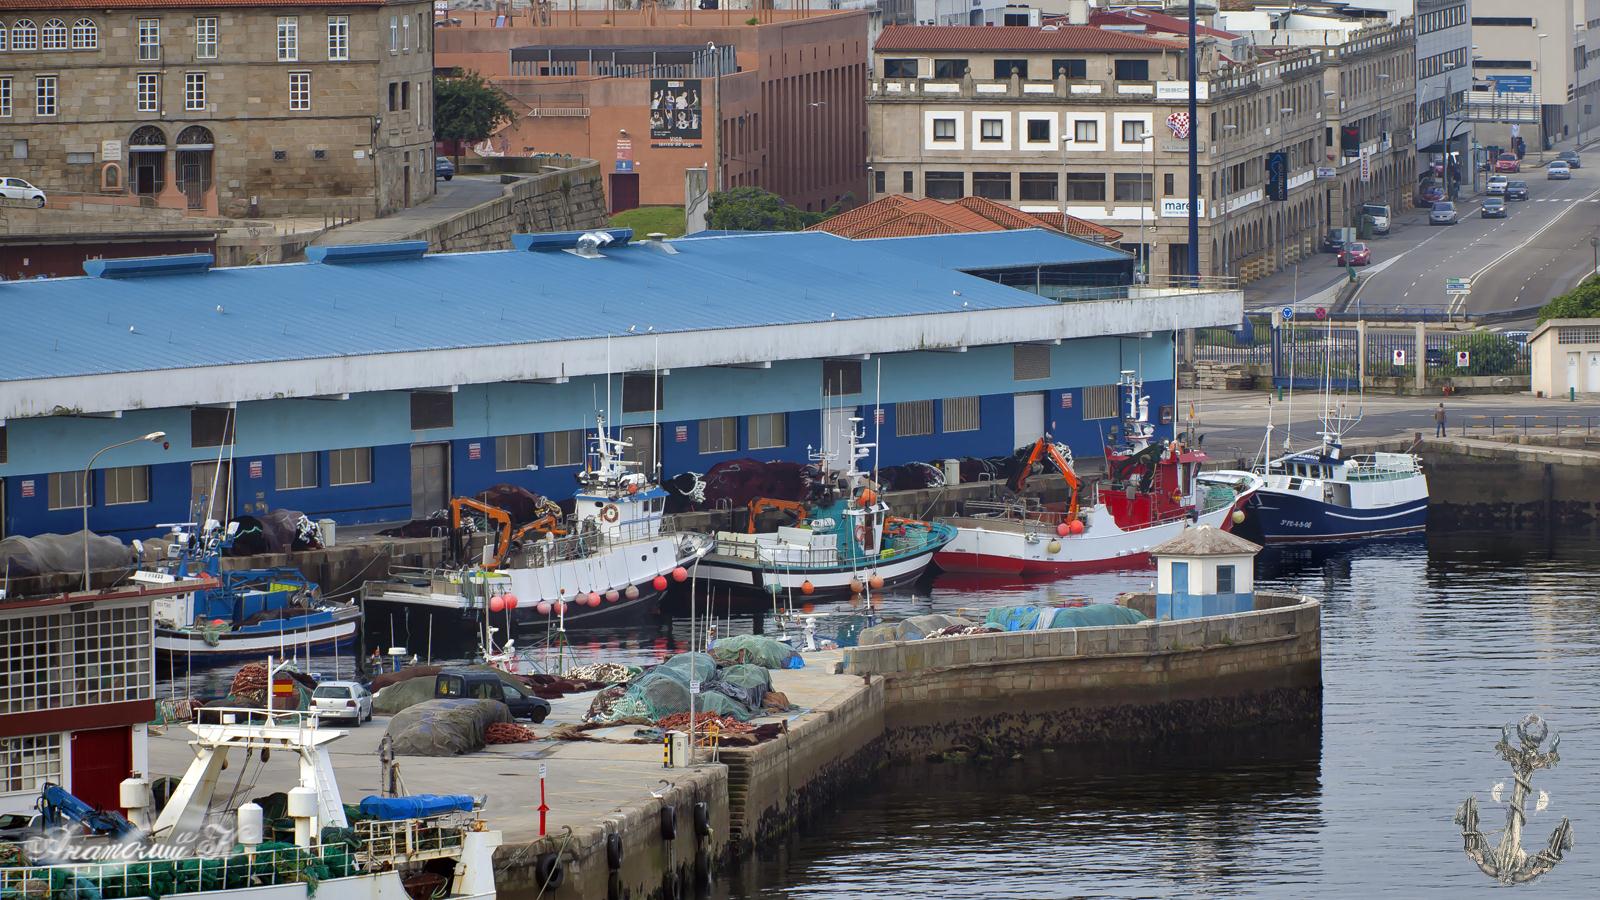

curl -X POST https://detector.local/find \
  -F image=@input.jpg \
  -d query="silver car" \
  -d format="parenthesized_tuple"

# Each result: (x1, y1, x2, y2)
(1429, 201, 1458, 225)
(1547, 161, 1571, 180)
(311, 681, 373, 724)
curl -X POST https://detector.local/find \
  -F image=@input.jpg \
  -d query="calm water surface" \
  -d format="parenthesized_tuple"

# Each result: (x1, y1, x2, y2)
(162, 530, 1600, 898)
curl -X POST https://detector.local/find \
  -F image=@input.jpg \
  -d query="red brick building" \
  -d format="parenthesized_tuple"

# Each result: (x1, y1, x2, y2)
(434, 8, 868, 213)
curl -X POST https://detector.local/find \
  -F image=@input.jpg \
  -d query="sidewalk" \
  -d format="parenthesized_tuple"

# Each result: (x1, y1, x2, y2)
(309, 176, 506, 246)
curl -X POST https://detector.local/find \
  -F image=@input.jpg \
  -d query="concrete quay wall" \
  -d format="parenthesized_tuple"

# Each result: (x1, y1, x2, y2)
(843, 595, 1322, 759)
(1355, 436, 1600, 528)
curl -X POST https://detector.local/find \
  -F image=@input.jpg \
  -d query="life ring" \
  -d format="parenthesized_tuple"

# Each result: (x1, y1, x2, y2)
(856, 524, 870, 547)
(1170, 491, 1183, 505)
(600, 504, 620, 523)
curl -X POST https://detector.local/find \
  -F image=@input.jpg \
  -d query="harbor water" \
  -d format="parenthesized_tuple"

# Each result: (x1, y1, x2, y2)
(158, 529, 1600, 897)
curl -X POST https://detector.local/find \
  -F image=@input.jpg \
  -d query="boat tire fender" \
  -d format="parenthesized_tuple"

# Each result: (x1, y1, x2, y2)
(606, 831, 624, 870)
(692, 800, 712, 838)
(660, 805, 678, 840)
(535, 852, 565, 892)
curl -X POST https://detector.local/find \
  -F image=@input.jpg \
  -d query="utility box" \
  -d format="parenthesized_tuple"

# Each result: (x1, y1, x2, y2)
(943, 459, 962, 485)
(665, 730, 690, 768)
(318, 518, 337, 548)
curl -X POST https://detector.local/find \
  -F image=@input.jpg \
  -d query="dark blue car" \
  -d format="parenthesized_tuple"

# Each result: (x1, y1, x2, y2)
(435, 156, 455, 181)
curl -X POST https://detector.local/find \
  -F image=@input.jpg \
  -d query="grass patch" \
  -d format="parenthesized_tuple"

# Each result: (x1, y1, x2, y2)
(610, 206, 687, 238)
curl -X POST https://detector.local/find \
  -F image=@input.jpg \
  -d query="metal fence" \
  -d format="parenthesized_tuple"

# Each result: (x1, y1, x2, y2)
(1454, 415, 1600, 438)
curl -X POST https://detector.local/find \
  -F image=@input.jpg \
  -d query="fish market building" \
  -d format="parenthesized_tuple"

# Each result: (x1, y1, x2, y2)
(0, 229, 1240, 539)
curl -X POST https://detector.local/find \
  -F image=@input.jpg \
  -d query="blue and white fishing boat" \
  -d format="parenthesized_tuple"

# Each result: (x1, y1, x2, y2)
(1238, 434, 1428, 542)
(144, 521, 360, 661)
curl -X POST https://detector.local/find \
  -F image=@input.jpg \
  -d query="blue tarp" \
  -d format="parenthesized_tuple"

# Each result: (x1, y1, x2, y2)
(358, 794, 476, 820)
(983, 604, 1146, 632)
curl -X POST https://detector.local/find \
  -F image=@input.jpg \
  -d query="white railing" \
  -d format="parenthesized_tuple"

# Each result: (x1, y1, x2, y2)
(0, 843, 359, 897)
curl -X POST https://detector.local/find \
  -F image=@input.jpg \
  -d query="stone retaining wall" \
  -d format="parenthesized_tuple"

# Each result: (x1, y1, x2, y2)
(844, 594, 1321, 759)
(416, 162, 608, 254)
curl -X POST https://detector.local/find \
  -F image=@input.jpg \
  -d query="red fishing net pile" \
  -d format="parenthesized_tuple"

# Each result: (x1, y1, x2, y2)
(654, 713, 756, 735)
(484, 722, 539, 744)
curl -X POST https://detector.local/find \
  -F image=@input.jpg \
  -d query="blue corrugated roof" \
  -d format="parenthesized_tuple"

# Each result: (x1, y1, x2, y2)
(861, 228, 1132, 269)
(0, 230, 1106, 383)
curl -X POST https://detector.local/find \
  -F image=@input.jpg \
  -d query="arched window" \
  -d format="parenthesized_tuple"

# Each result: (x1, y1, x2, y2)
(176, 125, 214, 146)
(70, 18, 97, 50)
(129, 125, 167, 147)
(40, 18, 66, 51)
(11, 19, 37, 51)
(0, 22, 9, 52)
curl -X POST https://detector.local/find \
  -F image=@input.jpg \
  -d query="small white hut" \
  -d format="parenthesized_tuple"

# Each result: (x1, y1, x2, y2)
(1151, 525, 1261, 620)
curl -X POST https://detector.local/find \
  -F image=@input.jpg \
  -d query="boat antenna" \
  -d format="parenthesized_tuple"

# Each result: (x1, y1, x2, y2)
(605, 334, 613, 446)
(1284, 268, 1296, 456)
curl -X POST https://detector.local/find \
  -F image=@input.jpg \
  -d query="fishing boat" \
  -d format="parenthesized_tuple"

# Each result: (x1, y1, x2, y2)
(146, 522, 360, 662)
(937, 373, 1259, 575)
(1236, 434, 1428, 542)
(366, 416, 714, 626)
(2, 663, 500, 899)
(698, 415, 956, 598)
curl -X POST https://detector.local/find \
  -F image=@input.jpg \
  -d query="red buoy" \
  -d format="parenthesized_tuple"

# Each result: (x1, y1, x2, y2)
(653, 575, 669, 591)
(671, 566, 689, 582)
(488, 595, 506, 613)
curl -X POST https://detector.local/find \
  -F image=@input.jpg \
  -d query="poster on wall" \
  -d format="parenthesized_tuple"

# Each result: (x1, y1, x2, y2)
(650, 79, 703, 146)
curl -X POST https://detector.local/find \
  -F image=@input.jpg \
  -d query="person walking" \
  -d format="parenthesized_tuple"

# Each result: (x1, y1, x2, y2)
(1434, 402, 1447, 438)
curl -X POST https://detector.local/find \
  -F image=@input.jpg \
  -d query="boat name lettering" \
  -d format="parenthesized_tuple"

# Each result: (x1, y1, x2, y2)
(810, 518, 836, 529)
(1283, 520, 1313, 529)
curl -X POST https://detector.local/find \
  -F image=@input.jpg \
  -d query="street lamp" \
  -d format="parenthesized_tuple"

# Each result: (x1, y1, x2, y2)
(1138, 125, 1154, 283)
(1059, 132, 1073, 222)
(82, 431, 166, 591)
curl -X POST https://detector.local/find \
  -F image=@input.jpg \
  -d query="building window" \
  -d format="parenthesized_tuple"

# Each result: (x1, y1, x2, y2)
(0, 78, 12, 118)
(388, 81, 398, 111)
(104, 465, 150, 505)
(1122, 121, 1148, 144)
(1065, 173, 1105, 202)
(823, 359, 862, 396)
(389, 15, 398, 53)
(1114, 59, 1150, 81)
(925, 171, 963, 199)
(993, 59, 1027, 80)
(1164, 172, 1175, 195)
(137, 73, 158, 111)
(1014, 344, 1051, 380)
(979, 118, 1004, 142)
(70, 18, 97, 50)
(494, 435, 533, 472)
(1026, 119, 1051, 143)
(973, 172, 1011, 200)
(191, 407, 234, 447)
(1073, 120, 1098, 143)
(276, 452, 318, 490)
(289, 72, 310, 110)
(1217, 564, 1236, 594)
(401, 13, 410, 50)
(11, 20, 38, 51)
(40, 18, 66, 51)
(184, 72, 205, 110)
(329, 447, 372, 485)
(0, 735, 62, 794)
(749, 413, 786, 450)
(873, 169, 885, 193)
(410, 392, 453, 429)
(622, 374, 663, 413)
(277, 17, 298, 62)
(943, 396, 980, 433)
(932, 58, 966, 79)
(699, 417, 738, 454)
(1114, 173, 1152, 202)
(401, 80, 410, 110)
(902, 171, 913, 193)
(1082, 384, 1119, 419)
(10, 139, 26, 158)
(327, 16, 348, 61)
(1, 605, 152, 716)
(196, 17, 217, 59)
(896, 400, 934, 437)
(932, 118, 956, 142)
(35, 76, 56, 116)
(47, 471, 89, 510)
(1019, 173, 1057, 201)
(543, 430, 584, 467)
(136, 18, 158, 60)
(1052, 58, 1086, 80)
(883, 57, 916, 78)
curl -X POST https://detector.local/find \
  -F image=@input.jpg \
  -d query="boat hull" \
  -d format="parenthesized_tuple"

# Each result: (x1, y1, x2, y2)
(1244, 489, 1428, 543)
(698, 540, 946, 598)
(156, 608, 360, 661)
(936, 498, 1246, 576)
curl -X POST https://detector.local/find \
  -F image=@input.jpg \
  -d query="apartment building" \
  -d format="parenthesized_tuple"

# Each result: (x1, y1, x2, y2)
(1416, 0, 1472, 177)
(866, 24, 1340, 281)
(1471, 0, 1600, 149)
(0, 0, 434, 217)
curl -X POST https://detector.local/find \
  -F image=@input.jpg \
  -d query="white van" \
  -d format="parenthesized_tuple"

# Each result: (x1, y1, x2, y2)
(1361, 203, 1391, 235)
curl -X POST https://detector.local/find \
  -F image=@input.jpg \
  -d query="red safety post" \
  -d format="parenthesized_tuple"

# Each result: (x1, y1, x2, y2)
(538, 763, 549, 836)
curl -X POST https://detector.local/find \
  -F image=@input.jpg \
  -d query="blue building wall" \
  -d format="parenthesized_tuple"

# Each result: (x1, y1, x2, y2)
(0, 336, 1176, 538)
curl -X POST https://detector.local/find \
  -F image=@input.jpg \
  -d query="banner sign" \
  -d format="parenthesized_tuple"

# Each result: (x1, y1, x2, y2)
(650, 79, 703, 143)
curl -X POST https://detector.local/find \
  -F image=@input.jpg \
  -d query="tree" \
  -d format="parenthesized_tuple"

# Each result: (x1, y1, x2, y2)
(1536, 275, 1600, 324)
(706, 187, 847, 232)
(1445, 332, 1519, 376)
(433, 71, 515, 164)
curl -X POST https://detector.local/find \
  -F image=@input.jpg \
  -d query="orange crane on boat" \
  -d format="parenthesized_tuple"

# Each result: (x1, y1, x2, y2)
(450, 498, 567, 569)
(1007, 437, 1081, 519)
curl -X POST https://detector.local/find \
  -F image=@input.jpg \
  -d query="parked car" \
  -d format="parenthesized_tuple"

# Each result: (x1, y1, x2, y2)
(1547, 161, 1572, 180)
(1428, 201, 1459, 225)
(0, 812, 44, 842)
(1486, 174, 1509, 195)
(1337, 242, 1372, 266)
(435, 670, 550, 723)
(0, 176, 47, 207)
(311, 681, 373, 724)
(1493, 152, 1521, 173)
(435, 156, 455, 181)
(1360, 203, 1391, 235)
(1417, 179, 1446, 205)
(1324, 227, 1357, 253)
(1505, 180, 1529, 200)
(1481, 196, 1507, 218)
(1556, 150, 1582, 169)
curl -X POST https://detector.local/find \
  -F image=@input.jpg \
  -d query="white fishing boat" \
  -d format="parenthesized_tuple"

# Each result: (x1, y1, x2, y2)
(367, 415, 713, 625)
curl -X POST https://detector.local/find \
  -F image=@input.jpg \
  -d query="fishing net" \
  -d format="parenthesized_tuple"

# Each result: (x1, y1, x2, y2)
(383, 698, 511, 757)
(655, 652, 718, 684)
(0, 532, 132, 578)
(717, 664, 772, 705)
(1044, 605, 1147, 628)
(856, 624, 899, 646)
(708, 635, 799, 669)
(895, 614, 970, 640)
(983, 606, 1044, 632)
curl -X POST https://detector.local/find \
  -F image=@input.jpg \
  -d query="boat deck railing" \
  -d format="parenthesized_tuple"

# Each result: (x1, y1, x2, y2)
(355, 815, 470, 865)
(0, 843, 358, 897)
(739, 526, 951, 571)
(1342, 455, 1423, 481)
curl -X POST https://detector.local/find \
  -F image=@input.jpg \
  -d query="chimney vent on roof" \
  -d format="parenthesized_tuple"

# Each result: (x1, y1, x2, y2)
(572, 231, 615, 259)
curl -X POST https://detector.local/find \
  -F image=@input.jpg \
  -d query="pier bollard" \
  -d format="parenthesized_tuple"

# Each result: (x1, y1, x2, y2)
(663, 731, 671, 768)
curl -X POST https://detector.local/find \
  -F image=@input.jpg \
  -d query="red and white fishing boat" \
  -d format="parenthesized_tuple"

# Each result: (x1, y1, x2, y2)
(935, 373, 1261, 576)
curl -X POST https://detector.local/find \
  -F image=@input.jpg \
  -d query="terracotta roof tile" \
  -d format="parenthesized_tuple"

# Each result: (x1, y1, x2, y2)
(875, 24, 1181, 53)
(811, 196, 1122, 243)
(1032, 211, 1124, 242)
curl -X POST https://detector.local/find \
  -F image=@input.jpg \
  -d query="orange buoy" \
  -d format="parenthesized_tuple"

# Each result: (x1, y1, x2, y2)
(1068, 519, 1085, 535)
(800, 580, 815, 595)
(849, 579, 864, 594)
(1056, 522, 1071, 537)
(868, 573, 885, 589)
(858, 489, 877, 507)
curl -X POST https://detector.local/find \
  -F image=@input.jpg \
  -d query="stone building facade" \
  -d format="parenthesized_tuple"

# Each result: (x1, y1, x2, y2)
(0, 0, 434, 217)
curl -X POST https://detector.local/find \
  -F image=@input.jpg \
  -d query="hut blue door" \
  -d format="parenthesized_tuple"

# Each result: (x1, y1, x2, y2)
(1167, 561, 1190, 619)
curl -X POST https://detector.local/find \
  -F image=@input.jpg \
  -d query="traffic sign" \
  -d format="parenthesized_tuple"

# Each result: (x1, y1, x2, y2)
(1456, 351, 1471, 368)
(1281, 306, 1295, 320)
(1392, 349, 1407, 366)
(1315, 307, 1328, 320)
(1445, 277, 1472, 295)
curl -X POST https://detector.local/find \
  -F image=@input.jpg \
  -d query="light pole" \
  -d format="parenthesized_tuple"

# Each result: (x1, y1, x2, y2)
(1591, 236, 1599, 278)
(1138, 126, 1153, 283)
(1186, 0, 1199, 281)
(707, 42, 723, 192)
(1059, 132, 1073, 223)
(82, 431, 166, 591)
